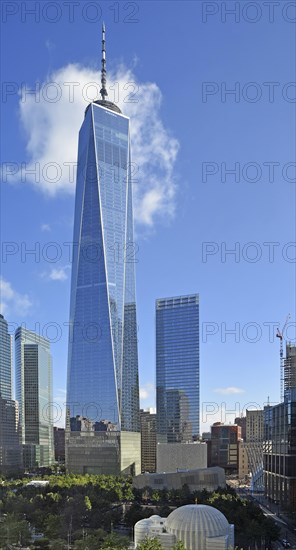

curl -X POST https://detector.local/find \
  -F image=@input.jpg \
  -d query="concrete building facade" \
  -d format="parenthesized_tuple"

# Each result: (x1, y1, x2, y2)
(156, 442, 207, 473)
(133, 466, 226, 492)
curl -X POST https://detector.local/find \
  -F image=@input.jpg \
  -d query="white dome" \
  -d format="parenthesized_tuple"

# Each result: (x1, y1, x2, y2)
(165, 504, 230, 550)
(134, 515, 166, 547)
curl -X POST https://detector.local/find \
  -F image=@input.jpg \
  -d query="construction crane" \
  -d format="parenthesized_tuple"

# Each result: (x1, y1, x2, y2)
(276, 314, 290, 401)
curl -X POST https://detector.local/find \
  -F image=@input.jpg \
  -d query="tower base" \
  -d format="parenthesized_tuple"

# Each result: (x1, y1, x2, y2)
(65, 430, 141, 476)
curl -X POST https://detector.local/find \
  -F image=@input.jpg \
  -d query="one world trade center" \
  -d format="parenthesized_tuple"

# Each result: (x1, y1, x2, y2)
(66, 26, 140, 475)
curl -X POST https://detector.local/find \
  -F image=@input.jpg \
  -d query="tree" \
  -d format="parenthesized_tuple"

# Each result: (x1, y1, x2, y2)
(0, 514, 31, 547)
(44, 514, 62, 540)
(101, 533, 129, 548)
(172, 542, 187, 550)
(50, 540, 65, 550)
(136, 536, 164, 550)
(84, 495, 92, 511)
(124, 502, 152, 527)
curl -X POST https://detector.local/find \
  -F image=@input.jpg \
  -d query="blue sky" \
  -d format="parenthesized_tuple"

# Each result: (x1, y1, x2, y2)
(1, 1, 295, 431)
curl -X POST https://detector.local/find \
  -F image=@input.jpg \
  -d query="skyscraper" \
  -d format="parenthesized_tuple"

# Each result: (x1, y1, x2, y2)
(66, 26, 140, 475)
(263, 344, 296, 510)
(156, 294, 200, 443)
(0, 314, 12, 400)
(0, 314, 22, 474)
(15, 327, 54, 469)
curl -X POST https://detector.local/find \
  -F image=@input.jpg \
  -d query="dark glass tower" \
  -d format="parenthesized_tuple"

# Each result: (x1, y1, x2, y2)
(66, 26, 140, 474)
(156, 294, 200, 442)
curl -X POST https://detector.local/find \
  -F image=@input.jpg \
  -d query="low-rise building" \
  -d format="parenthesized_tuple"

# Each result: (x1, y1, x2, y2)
(133, 466, 225, 492)
(157, 442, 207, 473)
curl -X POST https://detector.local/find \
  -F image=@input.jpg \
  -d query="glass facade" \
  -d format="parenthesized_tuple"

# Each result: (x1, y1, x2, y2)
(15, 327, 54, 468)
(0, 397, 22, 474)
(66, 101, 140, 440)
(156, 294, 200, 442)
(263, 388, 296, 510)
(0, 314, 12, 400)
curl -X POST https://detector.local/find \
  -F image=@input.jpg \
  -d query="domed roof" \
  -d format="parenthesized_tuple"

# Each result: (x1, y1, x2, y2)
(166, 505, 230, 550)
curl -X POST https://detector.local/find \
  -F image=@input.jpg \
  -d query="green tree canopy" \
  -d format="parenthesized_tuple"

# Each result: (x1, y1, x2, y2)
(136, 536, 164, 550)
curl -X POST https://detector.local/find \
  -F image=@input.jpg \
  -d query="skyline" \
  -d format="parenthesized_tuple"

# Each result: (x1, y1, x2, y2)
(1, 1, 295, 433)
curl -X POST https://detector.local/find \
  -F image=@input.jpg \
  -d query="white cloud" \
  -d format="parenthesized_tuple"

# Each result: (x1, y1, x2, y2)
(41, 267, 69, 281)
(0, 277, 33, 317)
(140, 382, 155, 402)
(41, 223, 51, 232)
(213, 387, 245, 395)
(16, 63, 179, 227)
(49, 268, 68, 281)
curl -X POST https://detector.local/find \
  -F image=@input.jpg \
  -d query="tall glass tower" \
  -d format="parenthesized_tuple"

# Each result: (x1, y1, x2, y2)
(15, 327, 54, 468)
(156, 294, 200, 442)
(0, 314, 12, 400)
(0, 314, 22, 475)
(66, 26, 140, 475)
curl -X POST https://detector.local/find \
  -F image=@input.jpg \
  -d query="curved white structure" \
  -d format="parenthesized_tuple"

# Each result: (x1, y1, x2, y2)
(135, 504, 234, 550)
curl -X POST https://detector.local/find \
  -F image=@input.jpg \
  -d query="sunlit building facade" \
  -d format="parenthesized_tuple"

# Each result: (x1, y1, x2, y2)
(66, 27, 140, 475)
(156, 294, 200, 443)
(140, 409, 157, 473)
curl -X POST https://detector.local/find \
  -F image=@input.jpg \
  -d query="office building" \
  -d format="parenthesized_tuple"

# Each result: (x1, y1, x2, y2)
(15, 327, 54, 469)
(156, 294, 199, 443)
(238, 441, 249, 481)
(246, 409, 263, 442)
(263, 388, 296, 511)
(66, 26, 140, 475)
(209, 422, 241, 474)
(283, 343, 296, 391)
(0, 314, 22, 474)
(53, 427, 65, 463)
(0, 396, 22, 474)
(244, 409, 264, 490)
(235, 416, 246, 441)
(263, 344, 296, 509)
(140, 409, 157, 473)
(0, 314, 12, 400)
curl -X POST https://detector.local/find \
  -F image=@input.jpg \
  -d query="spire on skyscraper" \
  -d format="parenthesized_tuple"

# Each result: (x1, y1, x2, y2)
(100, 23, 108, 101)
